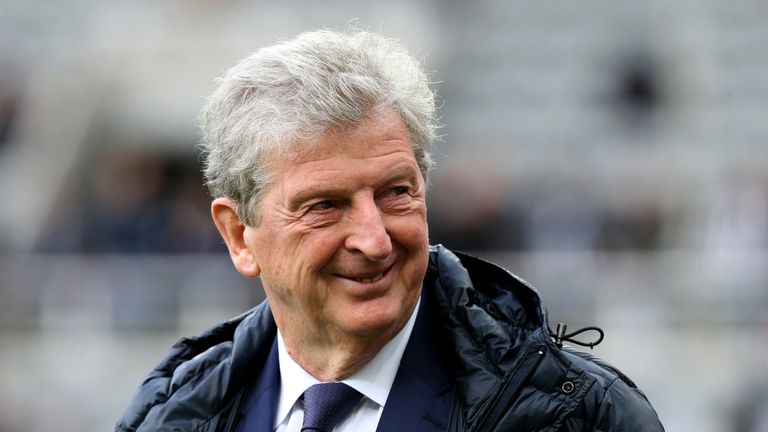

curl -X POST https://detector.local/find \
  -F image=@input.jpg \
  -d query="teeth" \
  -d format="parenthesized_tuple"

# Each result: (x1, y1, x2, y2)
(354, 273, 384, 283)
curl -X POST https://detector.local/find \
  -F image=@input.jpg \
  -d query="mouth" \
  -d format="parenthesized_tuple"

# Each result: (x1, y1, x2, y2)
(336, 262, 395, 285)
(350, 272, 385, 284)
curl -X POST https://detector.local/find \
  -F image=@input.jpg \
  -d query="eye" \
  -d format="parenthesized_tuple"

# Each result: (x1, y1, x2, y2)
(308, 200, 335, 211)
(388, 186, 409, 196)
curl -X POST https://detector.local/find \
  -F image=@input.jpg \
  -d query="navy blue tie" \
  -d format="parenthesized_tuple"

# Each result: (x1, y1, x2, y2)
(301, 382, 363, 432)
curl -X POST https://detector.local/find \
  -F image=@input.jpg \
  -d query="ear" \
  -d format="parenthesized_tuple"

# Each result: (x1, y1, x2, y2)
(211, 197, 261, 278)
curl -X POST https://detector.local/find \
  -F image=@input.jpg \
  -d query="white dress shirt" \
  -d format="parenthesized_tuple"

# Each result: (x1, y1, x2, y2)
(274, 299, 421, 432)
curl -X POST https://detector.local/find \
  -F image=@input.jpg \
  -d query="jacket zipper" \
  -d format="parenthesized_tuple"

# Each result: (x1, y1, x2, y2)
(469, 343, 546, 432)
(218, 391, 244, 432)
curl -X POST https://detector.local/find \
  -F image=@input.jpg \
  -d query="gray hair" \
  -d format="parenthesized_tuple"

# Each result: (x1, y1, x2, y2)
(199, 29, 438, 226)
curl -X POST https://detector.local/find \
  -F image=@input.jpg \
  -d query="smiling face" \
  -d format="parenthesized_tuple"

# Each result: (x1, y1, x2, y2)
(238, 110, 429, 350)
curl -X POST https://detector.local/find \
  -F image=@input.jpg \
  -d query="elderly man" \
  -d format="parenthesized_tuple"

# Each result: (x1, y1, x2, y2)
(117, 30, 664, 431)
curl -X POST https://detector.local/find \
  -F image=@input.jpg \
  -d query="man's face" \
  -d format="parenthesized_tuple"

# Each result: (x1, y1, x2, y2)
(243, 110, 429, 347)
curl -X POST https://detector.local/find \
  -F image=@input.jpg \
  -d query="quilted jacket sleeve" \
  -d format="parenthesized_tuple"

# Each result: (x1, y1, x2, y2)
(591, 376, 665, 431)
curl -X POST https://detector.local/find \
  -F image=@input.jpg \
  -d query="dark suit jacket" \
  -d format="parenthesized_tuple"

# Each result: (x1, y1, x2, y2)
(236, 287, 455, 431)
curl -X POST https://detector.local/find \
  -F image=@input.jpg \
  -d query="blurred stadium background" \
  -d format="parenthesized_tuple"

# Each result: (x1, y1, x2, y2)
(1, 1, 767, 430)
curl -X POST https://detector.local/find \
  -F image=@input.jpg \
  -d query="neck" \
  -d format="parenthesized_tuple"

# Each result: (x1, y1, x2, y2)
(279, 328, 397, 382)
(269, 292, 421, 381)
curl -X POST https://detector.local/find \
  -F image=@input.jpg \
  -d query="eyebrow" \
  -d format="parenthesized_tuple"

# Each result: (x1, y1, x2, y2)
(380, 164, 421, 186)
(286, 163, 421, 210)
(287, 185, 346, 211)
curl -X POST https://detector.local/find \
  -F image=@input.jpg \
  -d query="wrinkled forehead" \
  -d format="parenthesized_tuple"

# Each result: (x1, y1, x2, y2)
(266, 108, 411, 170)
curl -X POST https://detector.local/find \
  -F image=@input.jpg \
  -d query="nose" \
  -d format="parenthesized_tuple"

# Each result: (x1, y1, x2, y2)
(344, 194, 392, 261)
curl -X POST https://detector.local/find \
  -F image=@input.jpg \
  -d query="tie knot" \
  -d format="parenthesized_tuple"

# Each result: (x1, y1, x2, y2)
(301, 382, 363, 432)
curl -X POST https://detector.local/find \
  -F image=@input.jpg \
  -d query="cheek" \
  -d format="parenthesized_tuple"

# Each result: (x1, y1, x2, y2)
(394, 214, 429, 245)
(298, 226, 350, 260)
(391, 218, 430, 276)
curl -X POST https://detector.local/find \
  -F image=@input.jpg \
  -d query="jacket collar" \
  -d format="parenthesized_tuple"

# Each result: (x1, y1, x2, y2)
(427, 245, 593, 431)
(117, 301, 277, 431)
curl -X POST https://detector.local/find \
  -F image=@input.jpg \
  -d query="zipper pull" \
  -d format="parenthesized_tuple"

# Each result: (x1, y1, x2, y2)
(549, 322, 605, 349)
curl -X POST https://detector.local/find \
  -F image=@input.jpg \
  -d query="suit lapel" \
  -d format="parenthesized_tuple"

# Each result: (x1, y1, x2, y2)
(376, 287, 455, 432)
(235, 336, 280, 432)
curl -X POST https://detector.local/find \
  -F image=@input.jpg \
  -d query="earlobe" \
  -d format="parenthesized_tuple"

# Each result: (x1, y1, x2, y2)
(211, 198, 261, 278)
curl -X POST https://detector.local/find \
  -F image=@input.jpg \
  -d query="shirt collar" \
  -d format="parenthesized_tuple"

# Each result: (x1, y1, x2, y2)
(274, 298, 421, 427)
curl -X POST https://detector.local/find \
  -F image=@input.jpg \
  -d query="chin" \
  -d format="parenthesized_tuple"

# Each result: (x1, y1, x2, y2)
(338, 299, 416, 338)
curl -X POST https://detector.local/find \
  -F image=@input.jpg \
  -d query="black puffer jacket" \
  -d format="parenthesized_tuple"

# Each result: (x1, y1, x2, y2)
(117, 245, 664, 431)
